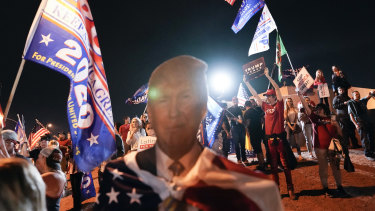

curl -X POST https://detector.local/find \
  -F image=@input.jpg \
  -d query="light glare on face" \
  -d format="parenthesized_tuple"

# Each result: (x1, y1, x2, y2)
(148, 88, 160, 100)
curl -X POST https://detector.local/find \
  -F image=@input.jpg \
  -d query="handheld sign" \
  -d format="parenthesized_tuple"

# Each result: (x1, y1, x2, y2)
(243, 57, 266, 81)
(137, 136, 157, 152)
(293, 67, 314, 94)
(318, 83, 330, 98)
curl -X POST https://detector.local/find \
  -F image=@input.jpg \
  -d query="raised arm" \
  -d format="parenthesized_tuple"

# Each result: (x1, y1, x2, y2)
(264, 68, 282, 101)
(297, 93, 312, 116)
(243, 75, 262, 107)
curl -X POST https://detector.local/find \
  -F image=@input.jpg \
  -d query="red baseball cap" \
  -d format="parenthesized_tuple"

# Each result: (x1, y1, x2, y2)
(263, 89, 276, 96)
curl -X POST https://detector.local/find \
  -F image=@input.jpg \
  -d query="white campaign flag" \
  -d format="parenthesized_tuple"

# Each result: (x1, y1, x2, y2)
(248, 5, 277, 56)
(248, 34, 270, 56)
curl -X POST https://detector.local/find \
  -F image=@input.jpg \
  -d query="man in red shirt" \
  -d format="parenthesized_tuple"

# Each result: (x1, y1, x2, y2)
(119, 116, 131, 152)
(243, 68, 296, 199)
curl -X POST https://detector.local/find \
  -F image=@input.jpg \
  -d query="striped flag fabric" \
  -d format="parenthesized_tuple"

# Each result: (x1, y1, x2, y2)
(237, 83, 249, 107)
(96, 148, 282, 210)
(225, 0, 236, 6)
(29, 123, 49, 150)
(23, 0, 116, 171)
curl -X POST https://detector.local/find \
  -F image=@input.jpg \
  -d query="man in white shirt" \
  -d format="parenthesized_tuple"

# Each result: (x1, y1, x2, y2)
(95, 55, 282, 211)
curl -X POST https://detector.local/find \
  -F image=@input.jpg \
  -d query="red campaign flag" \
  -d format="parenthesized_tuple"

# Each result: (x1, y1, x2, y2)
(225, 0, 236, 6)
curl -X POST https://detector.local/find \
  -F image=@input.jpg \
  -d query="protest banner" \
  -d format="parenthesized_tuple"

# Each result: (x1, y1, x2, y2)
(242, 57, 266, 81)
(293, 67, 314, 94)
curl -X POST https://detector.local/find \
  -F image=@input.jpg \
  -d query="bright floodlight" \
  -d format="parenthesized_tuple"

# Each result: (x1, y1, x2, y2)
(210, 72, 232, 94)
(47, 123, 53, 128)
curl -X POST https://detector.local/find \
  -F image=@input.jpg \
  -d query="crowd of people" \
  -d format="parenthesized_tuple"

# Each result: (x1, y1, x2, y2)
(1, 58, 375, 210)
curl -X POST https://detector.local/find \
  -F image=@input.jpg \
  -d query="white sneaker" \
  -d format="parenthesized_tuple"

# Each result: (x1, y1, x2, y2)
(365, 156, 375, 161)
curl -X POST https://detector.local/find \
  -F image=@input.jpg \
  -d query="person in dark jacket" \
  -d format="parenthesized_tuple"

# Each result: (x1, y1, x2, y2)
(331, 66, 351, 95)
(332, 87, 360, 149)
(348, 90, 375, 160)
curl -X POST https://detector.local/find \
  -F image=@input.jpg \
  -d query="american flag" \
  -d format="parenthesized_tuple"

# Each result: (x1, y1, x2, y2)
(237, 83, 249, 107)
(95, 148, 282, 210)
(15, 115, 27, 143)
(29, 123, 49, 150)
(225, 0, 236, 6)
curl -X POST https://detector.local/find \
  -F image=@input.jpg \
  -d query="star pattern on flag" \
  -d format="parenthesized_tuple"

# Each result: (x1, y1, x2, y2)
(106, 187, 120, 204)
(110, 168, 124, 180)
(39, 33, 54, 46)
(126, 188, 142, 205)
(87, 133, 99, 146)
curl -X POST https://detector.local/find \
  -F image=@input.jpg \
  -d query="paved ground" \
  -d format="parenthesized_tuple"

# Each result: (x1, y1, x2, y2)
(60, 147, 375, 210)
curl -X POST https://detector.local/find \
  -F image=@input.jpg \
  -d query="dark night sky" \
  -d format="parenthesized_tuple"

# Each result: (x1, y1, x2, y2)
(1, 0, 375, 134)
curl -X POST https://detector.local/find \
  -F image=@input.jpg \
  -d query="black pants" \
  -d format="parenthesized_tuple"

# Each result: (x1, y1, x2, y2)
(358, 122, 375, 156)
(70, 172, 84, 210)
(319, 97, 330, 108)
(231, 125, 247, 161)
(337, 115, 359, 149)
(221, 131, 230, 158)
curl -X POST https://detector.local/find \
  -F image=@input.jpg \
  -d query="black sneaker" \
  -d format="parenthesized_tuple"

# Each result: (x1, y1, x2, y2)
(336, 186, 351, 198)
(323, 187, 334, 198)
(255, 165, 266, 171)
(243, 160, 251, 166)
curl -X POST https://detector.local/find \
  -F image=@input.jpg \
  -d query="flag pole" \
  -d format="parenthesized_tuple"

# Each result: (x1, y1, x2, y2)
(143, 104, 148, 114)
(285, 52, 295, 76)
(5, 0, 49, 119)
(267, 63, 277, 89)
(4, 59, 26, 120)
(277, 29, 295, 76)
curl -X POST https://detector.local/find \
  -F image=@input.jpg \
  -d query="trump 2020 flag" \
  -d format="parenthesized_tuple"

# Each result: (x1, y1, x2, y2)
(23, 0, 116, 172)
(248, 4, 277, 56)
(237, 83, 249, 107)
(125, 83, 148, 105)
(202, 97, 224, 148)
(231, 0, 265, 33)
(81, 172, 96, 201)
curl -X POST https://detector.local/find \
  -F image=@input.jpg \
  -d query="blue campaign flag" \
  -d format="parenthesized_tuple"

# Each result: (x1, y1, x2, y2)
(125, 83, 148, 104)
(81, 172, 96, 201)
(202, 97, 224, 148)
(23, 0, 116, 172)
(231, 0, 265, 33)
